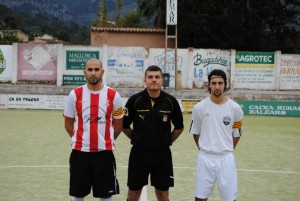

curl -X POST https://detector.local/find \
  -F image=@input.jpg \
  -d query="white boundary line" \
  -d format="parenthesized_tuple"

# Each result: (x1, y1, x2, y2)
(237, 168, 300, 175)
(0, 165, 299, 175)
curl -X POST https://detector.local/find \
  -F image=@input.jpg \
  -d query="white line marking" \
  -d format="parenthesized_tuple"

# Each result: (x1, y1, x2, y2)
(0, 166, 68, 168)
(237, 168, 300, 175)
(0, 165, 299, 175)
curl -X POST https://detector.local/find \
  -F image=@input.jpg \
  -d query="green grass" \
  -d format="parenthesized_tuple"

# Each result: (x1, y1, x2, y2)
(0, 109, 299, 201)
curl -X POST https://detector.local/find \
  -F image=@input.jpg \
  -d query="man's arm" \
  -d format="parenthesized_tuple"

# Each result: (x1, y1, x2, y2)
(64, 117, 75, 137)
(193, 134, 200, 150)
(233, 136, 240, 149)
(113, 118, 123, 140)
(123, 128, 133, 139)
(233, 104, 243, 149)
(171, 128, 184, 143)
(232, 119, 243, 149)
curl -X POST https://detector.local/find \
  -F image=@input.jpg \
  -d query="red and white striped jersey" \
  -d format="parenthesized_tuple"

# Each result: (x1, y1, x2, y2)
(63, 84, 124, 152)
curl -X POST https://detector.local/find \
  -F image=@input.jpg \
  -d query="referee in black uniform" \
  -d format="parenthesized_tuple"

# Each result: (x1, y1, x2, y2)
(123, 65, 184, 201)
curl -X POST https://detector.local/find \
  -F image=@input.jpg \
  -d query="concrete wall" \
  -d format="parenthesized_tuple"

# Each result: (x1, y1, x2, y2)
(0, 84, 299, 101)
(91, 27, 175, 48)
(1, 44, 300, 92)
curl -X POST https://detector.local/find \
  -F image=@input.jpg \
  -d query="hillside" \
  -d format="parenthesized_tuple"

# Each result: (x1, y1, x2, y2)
(0, 0, 137, 27)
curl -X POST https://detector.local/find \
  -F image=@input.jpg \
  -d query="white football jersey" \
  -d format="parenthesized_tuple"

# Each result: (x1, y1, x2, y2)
(190, 97, 243, 154)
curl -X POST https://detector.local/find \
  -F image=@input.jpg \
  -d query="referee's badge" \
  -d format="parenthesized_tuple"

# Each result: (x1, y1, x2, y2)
(163, 115, 168, 122)
(123, 107, 129, 116)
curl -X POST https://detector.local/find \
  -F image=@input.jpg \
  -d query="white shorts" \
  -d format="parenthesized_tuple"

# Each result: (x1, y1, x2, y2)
(195, 152, 238, 201)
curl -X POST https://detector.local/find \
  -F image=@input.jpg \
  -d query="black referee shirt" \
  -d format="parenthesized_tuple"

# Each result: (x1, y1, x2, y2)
(123, 89, 184, 151)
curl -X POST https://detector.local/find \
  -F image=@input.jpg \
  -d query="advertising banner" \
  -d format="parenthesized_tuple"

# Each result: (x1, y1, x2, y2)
(235, 51, 275, 90)
(66, 50, 99, 70)
(63, 75, 86, 85)
(0, 45, 13, 81)
(238, 101, 300, 116)
(180, 99, 201, 113)
(106, 47, 147, 87)
(148, 49, 188, 88)
(0, 94, 8, 109)
(17, 44, 58, 80)
(2, 94, 67, 110)
(63, 47, 101, 85)
(279, 54, 300, 90)
(192, 49, 231, 88)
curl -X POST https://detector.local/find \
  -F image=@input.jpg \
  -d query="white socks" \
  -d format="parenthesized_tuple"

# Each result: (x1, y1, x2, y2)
(71, 197, 84, 201)
(71, 196, 112, 201)
(100, 197, 112, 201)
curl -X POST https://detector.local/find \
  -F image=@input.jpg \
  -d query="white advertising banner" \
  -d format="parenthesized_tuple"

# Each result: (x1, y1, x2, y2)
(279, 54, 300, 90)
(0, 94, 8, 109)
(0, 94, 67, 110)
(106, 46, 148, 87)
(192, 49, 231, 88)
(234, 51, 275, 90)
(0, 45, 13, 81)
(148, 49, 188, 88)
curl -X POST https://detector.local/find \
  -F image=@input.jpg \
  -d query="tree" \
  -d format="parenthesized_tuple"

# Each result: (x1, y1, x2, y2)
(3, 17, 18, 29)
(0, 32, 22, 45)
(29, 26, 42, 37)
(119, 11, 146, 28)
(55, 29, 69, 41)
(92, 0, 114, 27)
(115, 0, 122, 25)
(137, 0, 166, 28)
(177, 0, 300, 53)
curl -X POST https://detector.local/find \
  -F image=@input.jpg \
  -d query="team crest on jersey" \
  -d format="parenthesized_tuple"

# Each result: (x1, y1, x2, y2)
(223, 116, 231, 125)
(123, 107, 129, 116)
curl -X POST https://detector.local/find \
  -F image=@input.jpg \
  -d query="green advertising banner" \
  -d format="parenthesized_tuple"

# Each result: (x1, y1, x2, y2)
(237, 101, 300, 116)
(234, 51, 276, 90)
(63, 75, 86, 85)
(236, 51, 274, 68)
(66, 50, 99, 70)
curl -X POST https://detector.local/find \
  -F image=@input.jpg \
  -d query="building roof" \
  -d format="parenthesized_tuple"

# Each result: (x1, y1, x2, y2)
(30, 38, 70, 44)
(30, 34, 70, 44)
(0, 29, 29, 37)
(91, 27, 166, 33)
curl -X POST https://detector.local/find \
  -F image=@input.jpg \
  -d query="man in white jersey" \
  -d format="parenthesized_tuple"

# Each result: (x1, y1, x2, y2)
(190, 69, 243, 201)
(63, 58, 124, 201)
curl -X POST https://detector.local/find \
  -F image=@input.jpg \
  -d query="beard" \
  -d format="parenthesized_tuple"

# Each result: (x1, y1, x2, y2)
(87, 77, 101, 85)
(212, 90, 223, 97)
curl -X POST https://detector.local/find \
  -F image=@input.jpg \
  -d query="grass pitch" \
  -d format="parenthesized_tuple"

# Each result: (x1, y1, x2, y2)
(0, 109, 299, 201)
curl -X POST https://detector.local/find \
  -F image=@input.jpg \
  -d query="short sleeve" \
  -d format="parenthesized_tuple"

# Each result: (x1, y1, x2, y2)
(233, 103, 243, 127)
(112, 92, 124, 119)
(189, 103, 202, 135)
(235, 104, 243, 121)
(63, 90, 76, 119)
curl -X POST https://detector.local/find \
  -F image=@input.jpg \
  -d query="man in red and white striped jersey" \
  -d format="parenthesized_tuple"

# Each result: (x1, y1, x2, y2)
(63, 58, 124, 201)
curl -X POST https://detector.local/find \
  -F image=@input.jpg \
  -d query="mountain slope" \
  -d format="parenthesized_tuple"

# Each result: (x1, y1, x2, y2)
(0, 0, 137, 27)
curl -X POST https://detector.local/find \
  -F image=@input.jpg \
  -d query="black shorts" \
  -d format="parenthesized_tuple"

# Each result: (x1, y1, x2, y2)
(69, 150, 119, 198)
(127, 146, 174, 191)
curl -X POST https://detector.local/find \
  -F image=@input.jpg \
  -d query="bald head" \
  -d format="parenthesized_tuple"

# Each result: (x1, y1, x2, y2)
(83, 58, 104, 87)
(85, 58, 102, 69)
